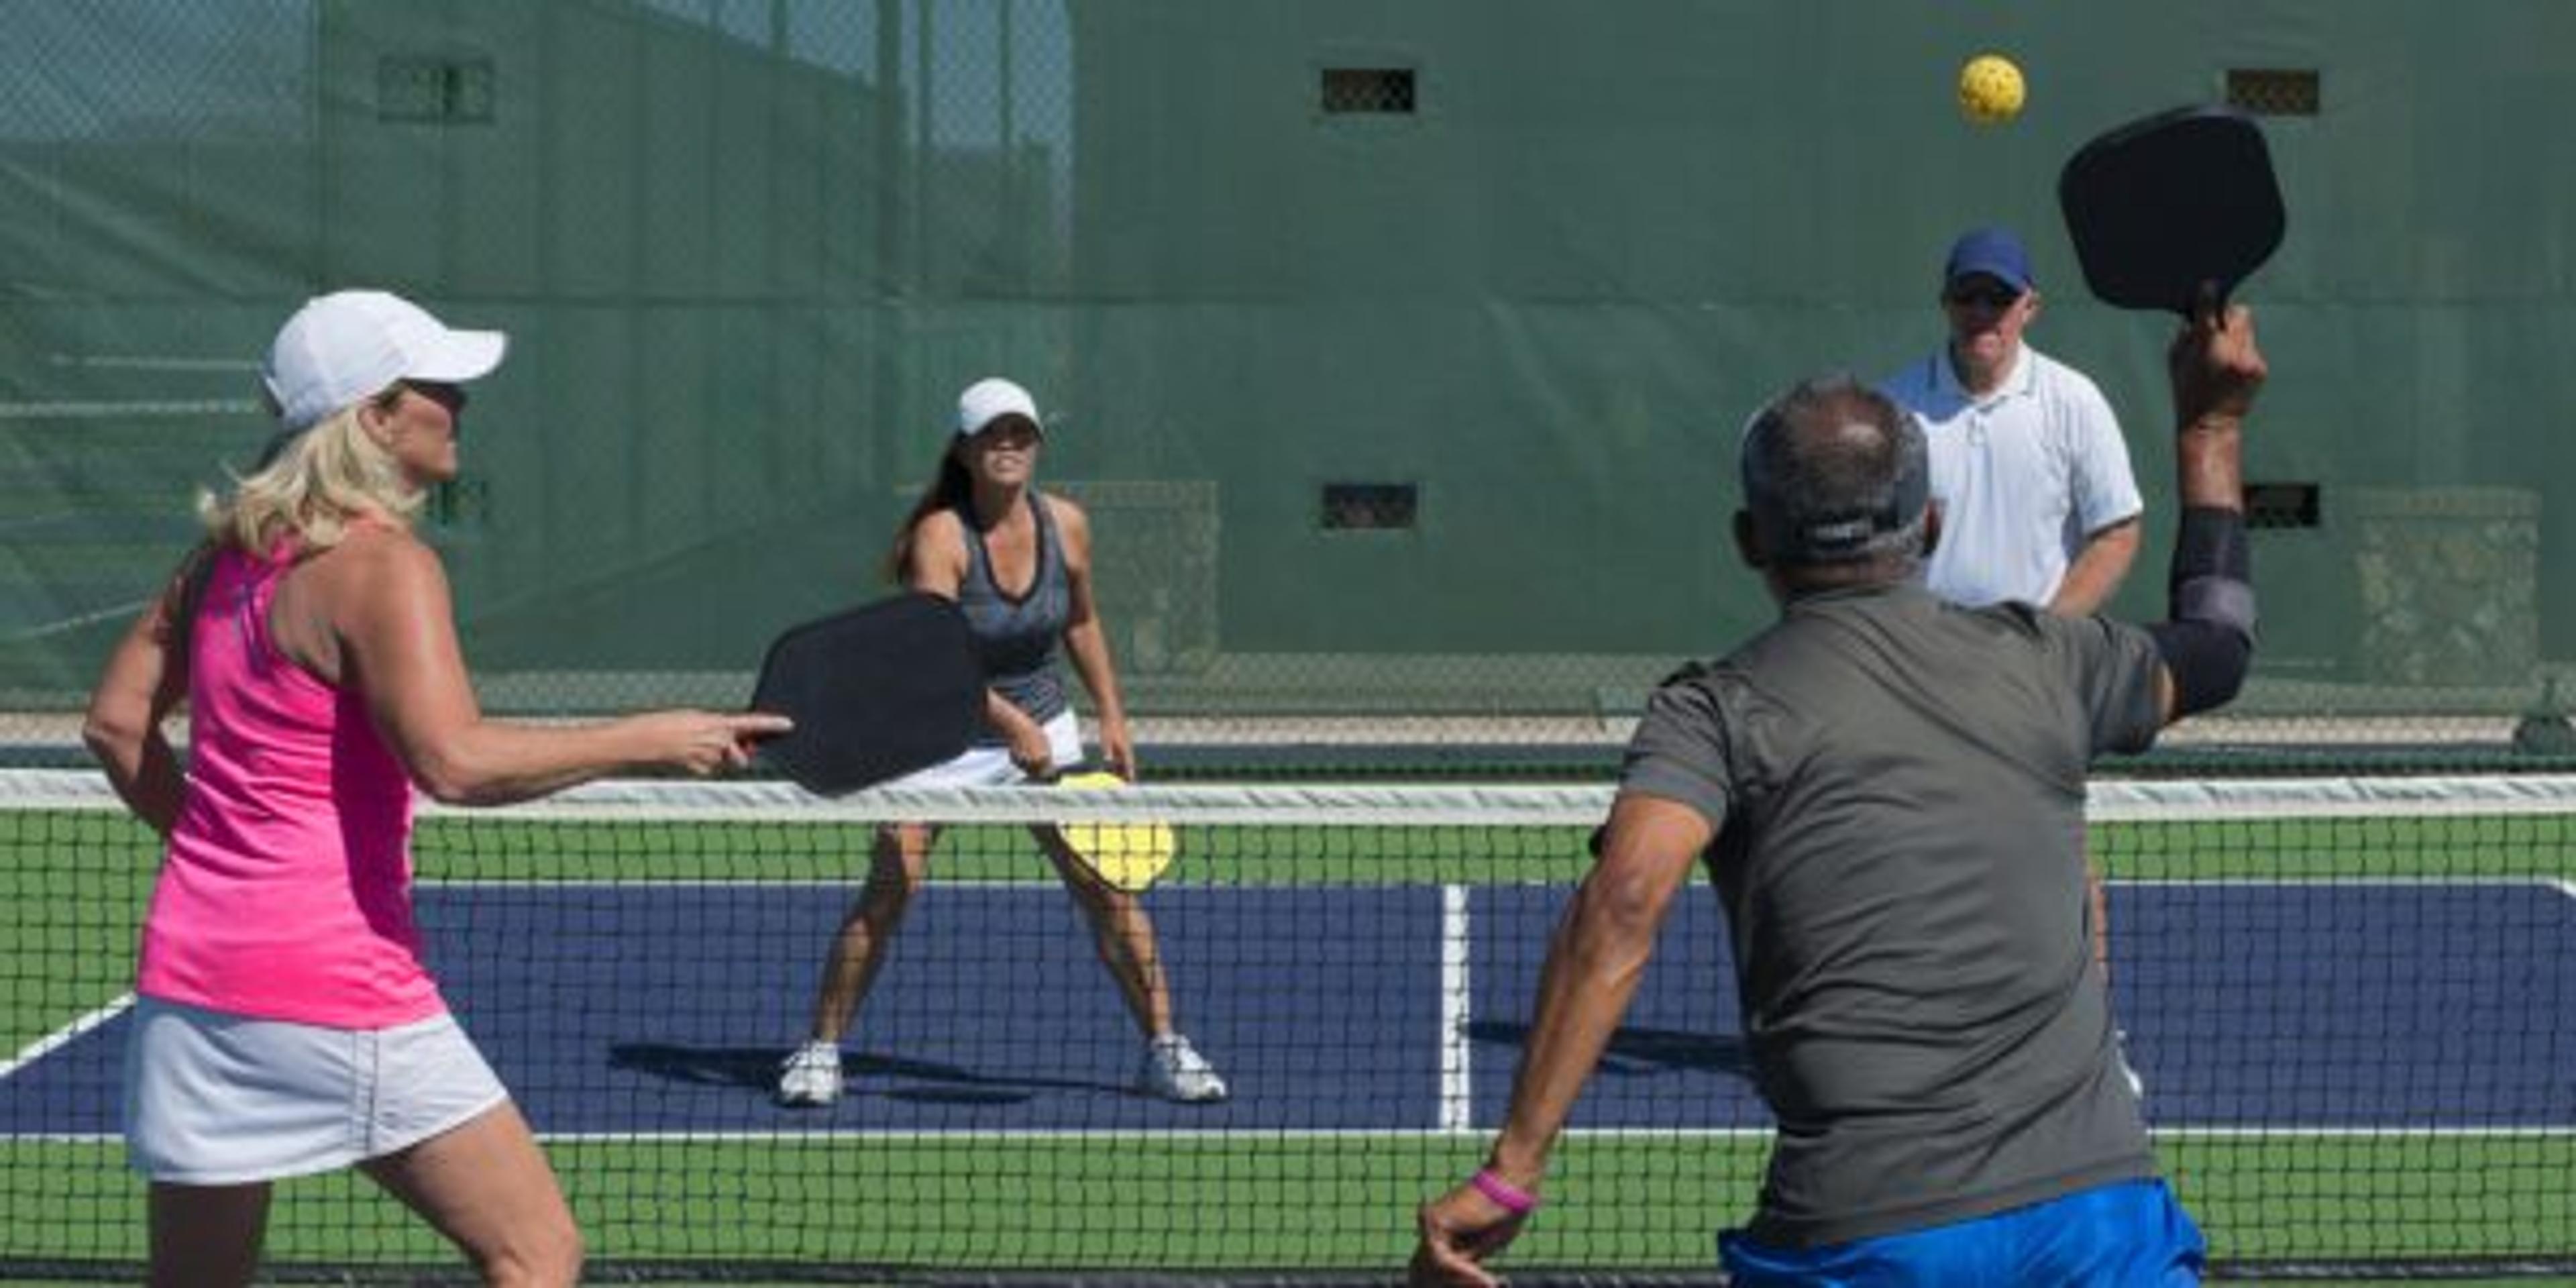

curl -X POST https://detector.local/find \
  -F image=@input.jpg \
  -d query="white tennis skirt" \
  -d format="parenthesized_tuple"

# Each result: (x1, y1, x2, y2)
(121, 996, 509, 1185)
(888, 711, 1083, 788)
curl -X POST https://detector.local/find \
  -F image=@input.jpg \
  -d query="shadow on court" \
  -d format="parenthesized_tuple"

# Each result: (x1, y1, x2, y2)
(608, 1042, 1132, 1103)
(1467, 1022, 1752, 1079)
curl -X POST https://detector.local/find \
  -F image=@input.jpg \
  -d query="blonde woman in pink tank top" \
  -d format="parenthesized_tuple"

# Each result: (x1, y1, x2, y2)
(83, 290, 788, 1288)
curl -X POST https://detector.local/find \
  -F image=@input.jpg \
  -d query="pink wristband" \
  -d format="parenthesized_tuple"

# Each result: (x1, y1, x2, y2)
(1471, 1167, 1539, 1215)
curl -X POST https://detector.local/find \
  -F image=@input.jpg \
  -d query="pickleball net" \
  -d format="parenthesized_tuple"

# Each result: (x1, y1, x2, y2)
(2, 769, 2570, 1282)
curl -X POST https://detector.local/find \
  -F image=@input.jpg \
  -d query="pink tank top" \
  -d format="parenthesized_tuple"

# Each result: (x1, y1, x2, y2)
(136, 541, 441, 1027)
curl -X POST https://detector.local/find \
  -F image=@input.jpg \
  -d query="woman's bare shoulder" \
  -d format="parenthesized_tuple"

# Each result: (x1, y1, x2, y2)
(1041, 492, 1093, 548)
(302, 523, 445, 612)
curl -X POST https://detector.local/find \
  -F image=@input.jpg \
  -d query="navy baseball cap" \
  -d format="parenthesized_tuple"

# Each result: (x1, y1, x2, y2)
(1943, 227, 2035, 293)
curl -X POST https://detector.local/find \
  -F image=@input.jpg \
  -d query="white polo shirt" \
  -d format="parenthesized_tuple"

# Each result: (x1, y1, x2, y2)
(1882, 343, 2143, 608)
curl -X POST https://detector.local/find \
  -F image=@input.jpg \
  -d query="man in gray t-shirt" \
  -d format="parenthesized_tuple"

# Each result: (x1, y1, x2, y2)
(1625, 589, 2159, 1246)
(1415, 301, 2267, 1286)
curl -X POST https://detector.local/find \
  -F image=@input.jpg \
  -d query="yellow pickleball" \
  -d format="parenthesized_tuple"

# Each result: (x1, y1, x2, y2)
(1057, 770, 1178, 893)
(1958, 54, 2025, 125)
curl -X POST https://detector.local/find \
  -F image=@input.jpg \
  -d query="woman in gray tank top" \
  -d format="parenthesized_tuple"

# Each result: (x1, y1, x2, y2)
(778, 378, 1227, 1108)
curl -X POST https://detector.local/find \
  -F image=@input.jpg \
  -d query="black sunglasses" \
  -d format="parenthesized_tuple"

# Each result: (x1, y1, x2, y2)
(1944, 283, 2024, 310)
(398, 380, 468, 413)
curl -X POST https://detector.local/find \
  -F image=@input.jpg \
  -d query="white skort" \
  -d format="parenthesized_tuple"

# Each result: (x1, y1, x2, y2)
(121, 996, 509, 1185)
(885, 710, 1083, 788)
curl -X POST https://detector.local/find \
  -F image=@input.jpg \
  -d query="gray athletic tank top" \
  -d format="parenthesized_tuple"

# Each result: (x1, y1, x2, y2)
(954, 490, 1069, 739)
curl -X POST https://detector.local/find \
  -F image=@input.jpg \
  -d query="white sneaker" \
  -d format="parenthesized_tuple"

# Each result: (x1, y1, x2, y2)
(1139, 1034, 1228, 1104)
(777, 1040, 843, 1107)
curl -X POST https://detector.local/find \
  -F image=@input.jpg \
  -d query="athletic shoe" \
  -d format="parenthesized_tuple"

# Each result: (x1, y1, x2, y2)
(777, 1040, 843, 1108)
(1139, 1033, 1228, 1104)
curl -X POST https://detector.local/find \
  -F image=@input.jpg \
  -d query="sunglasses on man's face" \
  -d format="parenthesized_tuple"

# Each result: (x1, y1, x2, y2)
(1944, 283, 2025, 311)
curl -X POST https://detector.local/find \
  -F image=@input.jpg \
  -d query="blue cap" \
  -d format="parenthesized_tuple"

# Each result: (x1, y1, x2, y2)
(1942, 227, 2034, 293)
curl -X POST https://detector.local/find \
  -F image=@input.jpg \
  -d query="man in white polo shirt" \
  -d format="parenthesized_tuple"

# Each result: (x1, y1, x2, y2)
(1884, 226, 2143, 615)
(1885, 226, 2149, 1098)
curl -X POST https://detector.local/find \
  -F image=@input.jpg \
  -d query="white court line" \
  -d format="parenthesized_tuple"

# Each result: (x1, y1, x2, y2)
(2114, 877, 2570, 888)
(1437, 884, 1472, 1134)
(1, 993, 133, 1082)
(13, 1125, 2575, 1146)
(395, 875, 2569, 892)
(583, 1124, 2576, 1141)
(421, 878, 1091, 890)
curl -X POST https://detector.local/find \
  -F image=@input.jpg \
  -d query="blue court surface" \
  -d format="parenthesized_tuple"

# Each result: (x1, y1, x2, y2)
(5, 881, 2573, 1137)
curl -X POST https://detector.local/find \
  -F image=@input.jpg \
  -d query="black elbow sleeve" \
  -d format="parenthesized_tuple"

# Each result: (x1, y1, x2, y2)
(2153, 506, 2257, 716)
(2149, 619, 2253, 716)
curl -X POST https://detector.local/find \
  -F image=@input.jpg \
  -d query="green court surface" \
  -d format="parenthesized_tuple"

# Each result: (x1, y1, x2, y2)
(4, 804, 2572, 1277)
(5, 1135, 2572, 1272)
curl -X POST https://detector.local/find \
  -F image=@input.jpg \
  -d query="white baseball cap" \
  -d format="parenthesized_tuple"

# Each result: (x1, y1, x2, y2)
(955, 376, 1044, 438)
(262, 290, 508, 431)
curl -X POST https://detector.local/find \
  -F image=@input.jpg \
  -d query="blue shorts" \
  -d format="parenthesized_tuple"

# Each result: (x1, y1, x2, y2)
(1719, 1179, 2206, 1287)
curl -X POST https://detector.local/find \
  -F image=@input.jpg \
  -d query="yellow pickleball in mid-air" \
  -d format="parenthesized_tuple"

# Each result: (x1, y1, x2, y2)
(1958, 53, 2025, 125)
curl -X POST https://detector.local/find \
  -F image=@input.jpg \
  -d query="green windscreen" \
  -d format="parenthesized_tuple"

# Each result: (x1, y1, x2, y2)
(1, 1, 2570, 770)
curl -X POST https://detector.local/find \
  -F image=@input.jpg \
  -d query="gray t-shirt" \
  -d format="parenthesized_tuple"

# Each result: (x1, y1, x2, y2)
(1618, 582, 2163, 1247)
